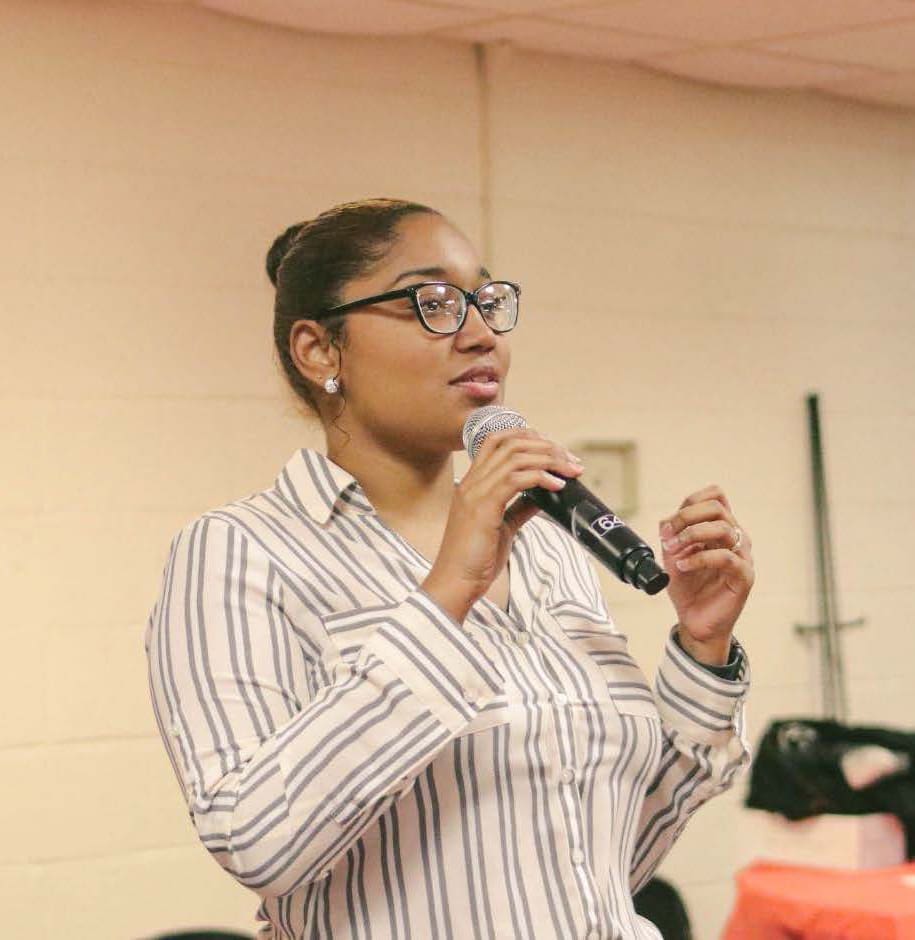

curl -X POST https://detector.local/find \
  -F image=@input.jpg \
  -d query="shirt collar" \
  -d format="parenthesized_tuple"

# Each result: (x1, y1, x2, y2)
(275, 447, 461, 526)
(275, 447, 371, 525)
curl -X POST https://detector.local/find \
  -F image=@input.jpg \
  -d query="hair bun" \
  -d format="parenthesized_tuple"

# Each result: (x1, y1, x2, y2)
(266, 221, 306, 286)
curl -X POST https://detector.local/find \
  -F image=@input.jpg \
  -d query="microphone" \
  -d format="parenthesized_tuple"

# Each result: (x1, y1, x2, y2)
(462, 405, 670, 596)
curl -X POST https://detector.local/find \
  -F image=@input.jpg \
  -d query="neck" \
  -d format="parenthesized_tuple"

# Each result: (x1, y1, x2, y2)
(326, 428, 457, 525)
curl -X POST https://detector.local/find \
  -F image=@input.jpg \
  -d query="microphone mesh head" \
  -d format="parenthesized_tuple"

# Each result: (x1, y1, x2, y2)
(462, 405, 527, 459)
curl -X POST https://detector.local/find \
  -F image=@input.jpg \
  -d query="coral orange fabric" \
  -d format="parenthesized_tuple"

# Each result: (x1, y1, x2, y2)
(724, 862, 915, 939)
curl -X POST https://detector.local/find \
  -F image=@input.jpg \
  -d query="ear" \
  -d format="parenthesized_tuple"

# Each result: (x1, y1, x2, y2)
(289, 319, 340, 389)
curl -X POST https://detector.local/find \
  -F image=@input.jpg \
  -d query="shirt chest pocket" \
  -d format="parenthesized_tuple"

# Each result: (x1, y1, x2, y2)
(538, 601, 661, 722)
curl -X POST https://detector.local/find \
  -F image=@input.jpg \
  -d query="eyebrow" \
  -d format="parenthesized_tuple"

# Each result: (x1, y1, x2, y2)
(386, 266, 492, 289)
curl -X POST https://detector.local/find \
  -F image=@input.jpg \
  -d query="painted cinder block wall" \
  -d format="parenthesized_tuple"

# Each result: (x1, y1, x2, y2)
(2, 1, 912, 936)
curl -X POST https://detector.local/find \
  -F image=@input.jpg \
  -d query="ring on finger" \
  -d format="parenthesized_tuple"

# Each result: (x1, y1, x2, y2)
(732, 526, 743, 551)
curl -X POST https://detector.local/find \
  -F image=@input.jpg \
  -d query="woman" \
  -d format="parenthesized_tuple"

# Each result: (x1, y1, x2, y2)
(145, 198, 755, 940)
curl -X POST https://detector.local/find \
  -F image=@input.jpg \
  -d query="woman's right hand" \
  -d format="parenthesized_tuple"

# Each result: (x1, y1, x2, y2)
(422, 429, 584, 624)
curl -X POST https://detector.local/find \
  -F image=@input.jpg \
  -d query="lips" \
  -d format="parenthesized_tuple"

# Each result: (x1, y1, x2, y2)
(450, 366, 500, 384)
(450, 367, 501, 401)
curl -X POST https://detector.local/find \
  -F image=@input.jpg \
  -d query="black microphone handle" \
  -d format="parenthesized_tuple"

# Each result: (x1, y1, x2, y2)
(521, 476, 670, 596)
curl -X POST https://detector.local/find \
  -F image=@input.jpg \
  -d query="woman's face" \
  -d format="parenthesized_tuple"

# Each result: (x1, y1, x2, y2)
(332, 212, 512, 456)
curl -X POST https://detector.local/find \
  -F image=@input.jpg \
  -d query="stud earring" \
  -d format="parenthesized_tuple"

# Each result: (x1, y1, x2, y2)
(323, 375, 340, 394)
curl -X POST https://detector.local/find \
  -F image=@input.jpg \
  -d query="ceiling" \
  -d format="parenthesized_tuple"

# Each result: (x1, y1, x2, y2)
(160, 0, 915, 112)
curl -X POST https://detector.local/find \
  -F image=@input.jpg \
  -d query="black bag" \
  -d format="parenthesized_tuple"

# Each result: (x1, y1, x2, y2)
(745, 717, 915, 856)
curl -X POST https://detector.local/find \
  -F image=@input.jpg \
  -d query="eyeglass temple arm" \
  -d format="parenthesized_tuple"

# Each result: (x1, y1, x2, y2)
(319, 287, 414, 317)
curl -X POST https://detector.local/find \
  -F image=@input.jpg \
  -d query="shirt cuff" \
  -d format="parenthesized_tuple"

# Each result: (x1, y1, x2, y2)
(357, 587, 506, 735)
(656, 624, 750, 746)
(672, 627, 743, 680)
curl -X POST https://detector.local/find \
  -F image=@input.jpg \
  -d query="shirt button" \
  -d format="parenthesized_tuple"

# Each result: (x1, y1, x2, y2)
(560, 766, 576, 785)
(571, 848, 586, 865)
(169, 722, 181, 738)
(318, 868, 331, 880)
(515, 631, 530, 645)
(554, 692, 568, 706)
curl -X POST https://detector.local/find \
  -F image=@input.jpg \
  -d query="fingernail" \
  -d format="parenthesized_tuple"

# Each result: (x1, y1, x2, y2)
(676, 559, 690, 570)
(660, 522, 674, 538)
(569, 453, 584, 465)
(662, 538, 678, 551)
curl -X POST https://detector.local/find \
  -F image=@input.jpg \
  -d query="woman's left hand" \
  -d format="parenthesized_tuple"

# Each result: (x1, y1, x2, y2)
(659, 485, 755, 657)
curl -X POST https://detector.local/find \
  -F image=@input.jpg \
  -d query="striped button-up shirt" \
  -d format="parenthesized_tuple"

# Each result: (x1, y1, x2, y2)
(145, 447, 751, 940)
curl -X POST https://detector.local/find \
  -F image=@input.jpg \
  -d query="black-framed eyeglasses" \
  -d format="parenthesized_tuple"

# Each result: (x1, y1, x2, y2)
(317, 280, 521, 334)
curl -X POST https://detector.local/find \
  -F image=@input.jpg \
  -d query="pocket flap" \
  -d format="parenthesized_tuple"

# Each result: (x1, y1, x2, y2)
(542, 603, 659, 719)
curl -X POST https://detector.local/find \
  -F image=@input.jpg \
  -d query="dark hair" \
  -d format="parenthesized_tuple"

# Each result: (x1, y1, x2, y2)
(267, 198, 440, 417)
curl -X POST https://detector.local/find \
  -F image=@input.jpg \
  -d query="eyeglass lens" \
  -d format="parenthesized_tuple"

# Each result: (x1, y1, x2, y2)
(414, 283, 518, 333)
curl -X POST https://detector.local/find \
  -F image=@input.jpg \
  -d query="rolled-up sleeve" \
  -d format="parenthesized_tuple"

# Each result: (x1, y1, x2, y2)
(145, 514, 504, 899)
(630, 625, 751, 893)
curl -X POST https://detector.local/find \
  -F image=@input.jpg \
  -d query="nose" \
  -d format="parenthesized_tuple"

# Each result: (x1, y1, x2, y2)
(456, 300, 497, 345)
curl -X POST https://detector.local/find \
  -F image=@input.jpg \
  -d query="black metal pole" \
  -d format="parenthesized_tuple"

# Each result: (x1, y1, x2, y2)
(806, 392, 847, 721)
